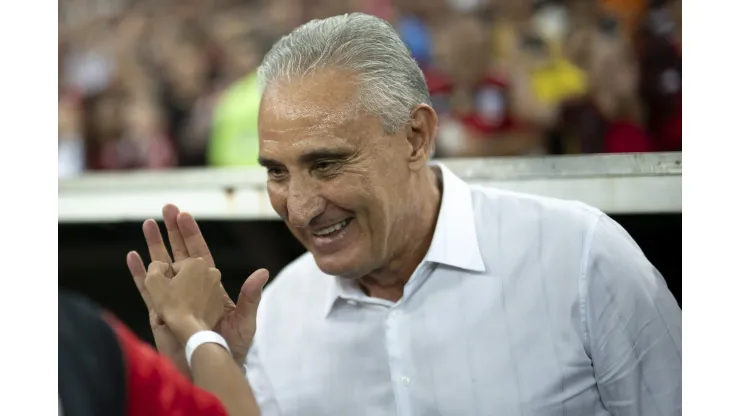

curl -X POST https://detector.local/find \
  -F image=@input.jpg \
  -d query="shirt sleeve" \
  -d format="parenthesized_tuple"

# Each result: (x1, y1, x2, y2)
(583, 215, 682, 415)
(105, 316, 229, 416)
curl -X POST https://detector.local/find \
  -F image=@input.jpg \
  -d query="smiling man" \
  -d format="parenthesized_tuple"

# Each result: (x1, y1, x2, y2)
(132, 13, 681, 416)
(256, 67, 440, 298)
(240, 13, 682, 416)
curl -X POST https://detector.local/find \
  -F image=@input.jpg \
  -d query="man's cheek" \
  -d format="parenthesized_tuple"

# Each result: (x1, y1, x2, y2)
(267, 188, 288, 218)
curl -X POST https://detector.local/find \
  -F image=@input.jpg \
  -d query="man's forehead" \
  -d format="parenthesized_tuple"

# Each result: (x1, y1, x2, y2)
(259, 107, 379, 139)
(257, 105, 380, 165)
(259, 74, 383, 138)
(260, 68, 363, 121)
(261, 132, 354, 150)
(259, 100, 362, 134)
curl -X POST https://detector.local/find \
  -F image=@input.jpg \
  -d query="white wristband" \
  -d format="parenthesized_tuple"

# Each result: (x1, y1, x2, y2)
(185, 331, 231, 369)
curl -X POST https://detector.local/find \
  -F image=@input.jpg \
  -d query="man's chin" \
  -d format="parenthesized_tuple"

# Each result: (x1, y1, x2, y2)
(312, 253, 365, 279)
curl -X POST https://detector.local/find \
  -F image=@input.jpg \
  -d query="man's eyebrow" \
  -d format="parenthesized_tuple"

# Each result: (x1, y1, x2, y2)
(257, 157, 282, 167)
(298, 149, 355, 164)
(258, 149, 355, 167)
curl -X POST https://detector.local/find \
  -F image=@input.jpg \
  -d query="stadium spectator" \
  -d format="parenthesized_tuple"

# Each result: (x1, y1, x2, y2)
(57, 0, 682, 177)
(554, 13, 653, 154)
(58, 89, 86, 178)
(207, 22, 276, 167)
(635, 2, 682, 151)
(428, 15, 544, 157)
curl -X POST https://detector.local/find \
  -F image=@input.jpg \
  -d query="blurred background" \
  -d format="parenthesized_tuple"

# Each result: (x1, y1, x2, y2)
(58, 0, 681, 177)
(58, 0, 681, 343)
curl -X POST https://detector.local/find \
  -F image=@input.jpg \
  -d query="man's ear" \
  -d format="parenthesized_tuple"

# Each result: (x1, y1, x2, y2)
(405, 104, 438, 171)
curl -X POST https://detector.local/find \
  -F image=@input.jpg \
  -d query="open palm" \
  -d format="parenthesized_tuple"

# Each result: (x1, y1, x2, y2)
(127, 204, 268, 376)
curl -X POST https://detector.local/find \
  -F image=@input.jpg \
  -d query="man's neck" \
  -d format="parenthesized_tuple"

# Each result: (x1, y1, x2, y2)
(358, 166, 443, 302)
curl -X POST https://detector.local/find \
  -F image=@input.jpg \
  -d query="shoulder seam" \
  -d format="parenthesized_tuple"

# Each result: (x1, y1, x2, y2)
(578, 212, 606, 358)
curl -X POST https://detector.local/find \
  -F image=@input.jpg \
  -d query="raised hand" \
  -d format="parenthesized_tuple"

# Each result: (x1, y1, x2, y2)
(126, 207, 190, 375)
(214, 268, 269, 366)
(144, 258, 225, 344)
(127, 204, 225, 375)
(127, 204, 269, 371)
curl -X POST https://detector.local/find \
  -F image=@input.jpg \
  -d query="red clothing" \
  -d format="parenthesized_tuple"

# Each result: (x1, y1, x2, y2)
(636, 29, 682, 151)
(105, 315, 228, 416)
(91, 134, 178, 171)
(425, 69, 520, 136)
(558, 98, 654, 154)
(604, 121, 654, 153)
(653, 93, 681, 151)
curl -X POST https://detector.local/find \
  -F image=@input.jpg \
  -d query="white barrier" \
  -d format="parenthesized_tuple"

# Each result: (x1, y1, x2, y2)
(58, 152, 681, 223)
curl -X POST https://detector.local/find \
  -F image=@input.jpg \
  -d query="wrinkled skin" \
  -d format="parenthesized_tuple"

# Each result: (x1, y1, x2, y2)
(258, 68, 441, 300)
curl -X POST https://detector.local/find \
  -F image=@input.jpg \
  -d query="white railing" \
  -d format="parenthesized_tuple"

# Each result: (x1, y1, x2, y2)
(58, 152, 682, 223)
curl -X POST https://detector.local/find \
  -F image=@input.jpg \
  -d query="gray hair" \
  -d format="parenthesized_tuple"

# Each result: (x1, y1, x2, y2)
(258, 13, 431, 134)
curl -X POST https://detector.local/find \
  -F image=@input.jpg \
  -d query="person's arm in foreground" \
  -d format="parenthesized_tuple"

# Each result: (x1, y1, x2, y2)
(105, 314, 230, 416)
(60, 289, 231, 416)
(585, 215, 682, 415)
(145, 258, 268, 416)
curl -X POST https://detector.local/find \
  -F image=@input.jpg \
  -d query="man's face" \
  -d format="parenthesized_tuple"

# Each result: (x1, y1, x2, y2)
(258, 70, 413, 278)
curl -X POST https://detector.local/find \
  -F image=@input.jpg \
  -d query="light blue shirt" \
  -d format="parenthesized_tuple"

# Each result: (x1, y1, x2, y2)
(246, 164, 682, 415)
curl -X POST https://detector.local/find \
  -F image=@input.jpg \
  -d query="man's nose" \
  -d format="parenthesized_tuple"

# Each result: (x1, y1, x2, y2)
(286, 186, 326, 229)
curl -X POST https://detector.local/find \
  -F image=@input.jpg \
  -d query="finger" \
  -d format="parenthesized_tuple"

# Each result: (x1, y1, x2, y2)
(169, 252, 231, 307)
(144, 261, 170, 299)
(235, 269, 270, 318)
(177, 212, 215, 267)
(173, 257, 209, 280)
(147, 261, 170, 276)
(143, 219, 173, 265)
(208, 268, 222, 286)
(126, 251, 152, 309)
(220, 282, 236, 308)
(163, 204, 189, 263)
(205, 268, 226, 327)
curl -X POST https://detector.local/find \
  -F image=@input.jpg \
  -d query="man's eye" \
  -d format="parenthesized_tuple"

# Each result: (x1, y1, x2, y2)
(267, 167, 288, 179)
(314, 161, 336, 172)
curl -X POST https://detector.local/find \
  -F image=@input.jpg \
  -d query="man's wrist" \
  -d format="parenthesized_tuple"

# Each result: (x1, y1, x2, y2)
(230, 353, 249, 377)
(233, 352, 246, 364)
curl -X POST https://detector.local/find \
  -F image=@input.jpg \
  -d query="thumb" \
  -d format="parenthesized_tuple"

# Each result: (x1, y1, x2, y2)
(235, 269, 270, 318)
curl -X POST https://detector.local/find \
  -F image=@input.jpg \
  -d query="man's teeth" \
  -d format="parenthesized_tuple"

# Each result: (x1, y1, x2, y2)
(314, 219, 349, 236)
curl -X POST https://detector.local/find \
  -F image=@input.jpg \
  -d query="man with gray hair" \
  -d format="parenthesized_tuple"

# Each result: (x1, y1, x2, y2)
(130, 13, 681, 415)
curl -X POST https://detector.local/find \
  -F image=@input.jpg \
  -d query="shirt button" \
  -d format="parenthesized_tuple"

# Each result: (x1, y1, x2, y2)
(346, 300, 357, 306)
(401, 376, 411, 386)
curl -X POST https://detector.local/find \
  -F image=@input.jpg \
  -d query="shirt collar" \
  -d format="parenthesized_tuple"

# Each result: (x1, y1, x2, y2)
(423, 163, 486, 272)
(322, 163, 486, 316)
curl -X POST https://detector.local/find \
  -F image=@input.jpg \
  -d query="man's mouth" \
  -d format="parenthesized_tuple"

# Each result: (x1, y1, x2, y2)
(312, 218, 352, 237)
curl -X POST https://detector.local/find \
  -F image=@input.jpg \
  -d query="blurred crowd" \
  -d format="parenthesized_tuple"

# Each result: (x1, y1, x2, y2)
(58, 0, 682, 177)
